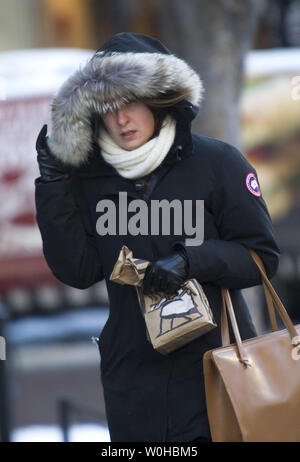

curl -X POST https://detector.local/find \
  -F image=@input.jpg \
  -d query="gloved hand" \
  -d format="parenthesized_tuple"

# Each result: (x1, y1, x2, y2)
(36, 124, 69, 182)
(142, 249, 189, 296)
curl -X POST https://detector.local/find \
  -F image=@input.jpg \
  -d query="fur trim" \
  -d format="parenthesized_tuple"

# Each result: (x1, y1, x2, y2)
(48, 52, 204, 167)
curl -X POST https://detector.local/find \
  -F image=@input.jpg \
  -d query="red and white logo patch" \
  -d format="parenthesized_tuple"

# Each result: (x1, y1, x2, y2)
(245, 172, 261, 197)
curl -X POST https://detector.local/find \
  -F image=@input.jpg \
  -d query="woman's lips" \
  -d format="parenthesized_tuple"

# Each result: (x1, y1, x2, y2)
(121, 130, 136, 139)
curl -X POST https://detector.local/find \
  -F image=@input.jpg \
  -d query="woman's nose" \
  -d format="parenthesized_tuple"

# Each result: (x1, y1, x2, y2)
(117, 108, 129, 125)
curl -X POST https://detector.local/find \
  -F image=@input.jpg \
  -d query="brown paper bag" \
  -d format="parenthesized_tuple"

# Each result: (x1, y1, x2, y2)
(110, 245, 217, 354)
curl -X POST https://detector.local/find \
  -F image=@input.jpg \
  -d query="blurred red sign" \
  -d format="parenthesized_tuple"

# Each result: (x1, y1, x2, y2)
(0, 48, 93, 293)
(0, 95, 57, 291)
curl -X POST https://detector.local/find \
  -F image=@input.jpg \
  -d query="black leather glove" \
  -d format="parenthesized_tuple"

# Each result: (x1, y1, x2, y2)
(36, 124, 69, 182)
(142, 249, 189, 296)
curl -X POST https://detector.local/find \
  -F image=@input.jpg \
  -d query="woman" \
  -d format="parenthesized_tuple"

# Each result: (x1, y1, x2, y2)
(35, 32, 280, 442)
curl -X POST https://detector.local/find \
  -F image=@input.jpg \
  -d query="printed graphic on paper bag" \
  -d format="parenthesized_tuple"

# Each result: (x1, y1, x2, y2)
(148, 283, 203, 338)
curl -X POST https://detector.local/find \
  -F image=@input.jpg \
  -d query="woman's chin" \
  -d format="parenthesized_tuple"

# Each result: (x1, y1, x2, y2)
(119, 138, 143, 151)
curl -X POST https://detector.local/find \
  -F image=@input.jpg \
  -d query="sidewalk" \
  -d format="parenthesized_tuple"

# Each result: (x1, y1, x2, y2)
(3, 307, 110, 438)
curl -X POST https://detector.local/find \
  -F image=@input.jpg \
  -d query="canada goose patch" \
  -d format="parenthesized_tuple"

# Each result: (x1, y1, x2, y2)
(245, 172, 261, 197)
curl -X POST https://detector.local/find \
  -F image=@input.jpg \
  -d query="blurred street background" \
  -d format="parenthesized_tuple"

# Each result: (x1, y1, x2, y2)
(0, 0, 300, 443)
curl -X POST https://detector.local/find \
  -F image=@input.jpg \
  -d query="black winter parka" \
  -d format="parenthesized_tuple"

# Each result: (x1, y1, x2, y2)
(34, 33, 280, 442)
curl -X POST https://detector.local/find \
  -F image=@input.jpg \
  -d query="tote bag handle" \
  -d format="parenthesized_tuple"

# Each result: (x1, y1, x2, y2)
(221, 249, 299, 367)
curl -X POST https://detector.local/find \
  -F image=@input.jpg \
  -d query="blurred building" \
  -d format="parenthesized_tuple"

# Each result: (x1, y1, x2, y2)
(1, 0, 300, 53)
(0, 0, 158, 53)
(241, 46, 300, 325)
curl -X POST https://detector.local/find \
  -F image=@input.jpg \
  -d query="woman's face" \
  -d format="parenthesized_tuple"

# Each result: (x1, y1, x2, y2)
(102, 101, 155, 151)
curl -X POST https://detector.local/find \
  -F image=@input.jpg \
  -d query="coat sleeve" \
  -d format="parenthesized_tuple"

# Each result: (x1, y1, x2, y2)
(35, 176, 104, 289)
(173, 142, 280, 289)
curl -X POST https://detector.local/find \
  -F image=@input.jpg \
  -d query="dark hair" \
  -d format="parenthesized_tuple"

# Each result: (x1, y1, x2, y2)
(140, 90, 189, 136)
(147, 106, 170, 137)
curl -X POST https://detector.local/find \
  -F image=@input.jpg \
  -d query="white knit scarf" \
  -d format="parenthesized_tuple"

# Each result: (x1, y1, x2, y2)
(98, 115, 176, 179)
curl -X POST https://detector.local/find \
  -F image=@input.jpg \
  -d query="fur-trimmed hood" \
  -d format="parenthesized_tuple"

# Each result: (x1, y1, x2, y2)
(48, 33, 204, 167)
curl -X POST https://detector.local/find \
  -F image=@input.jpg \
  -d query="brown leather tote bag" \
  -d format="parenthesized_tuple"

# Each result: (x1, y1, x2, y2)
(203, 250, 300, 442)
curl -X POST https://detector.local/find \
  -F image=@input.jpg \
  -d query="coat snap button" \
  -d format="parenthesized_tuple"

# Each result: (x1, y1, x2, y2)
(176, 145, 183, 160)
(134, 181, 145, 192)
